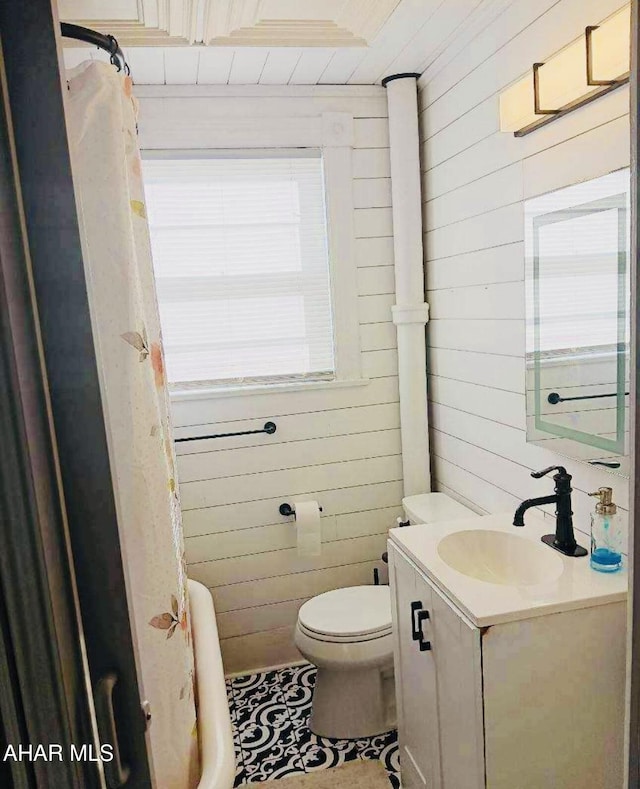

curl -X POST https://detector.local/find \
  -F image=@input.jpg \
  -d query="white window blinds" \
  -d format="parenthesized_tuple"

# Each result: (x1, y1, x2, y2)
(142, 153, 335, 389)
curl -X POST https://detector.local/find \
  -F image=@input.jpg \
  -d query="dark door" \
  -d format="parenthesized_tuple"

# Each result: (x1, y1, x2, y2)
(0, 43, 99, 789)
(0, 2, 152, 787)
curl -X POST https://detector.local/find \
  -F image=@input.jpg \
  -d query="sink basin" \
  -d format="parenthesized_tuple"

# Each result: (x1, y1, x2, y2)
(437, 529, 564, 586)
(390, 511, 627, 627)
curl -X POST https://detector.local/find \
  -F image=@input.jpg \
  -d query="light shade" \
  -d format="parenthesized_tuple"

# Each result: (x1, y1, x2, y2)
(500, 4, 630, 134)
(142, 153, 336, 390)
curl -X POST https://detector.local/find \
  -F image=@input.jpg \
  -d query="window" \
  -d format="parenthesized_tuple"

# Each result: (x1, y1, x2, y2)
(142, 152, 335, 391)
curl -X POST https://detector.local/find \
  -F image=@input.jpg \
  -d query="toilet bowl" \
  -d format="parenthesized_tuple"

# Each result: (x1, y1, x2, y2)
(295, 493, 477, 740)
(294, 585, 395, 739)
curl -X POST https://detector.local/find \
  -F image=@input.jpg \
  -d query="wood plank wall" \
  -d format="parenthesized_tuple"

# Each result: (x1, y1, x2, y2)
(136, 86, 402, 674)
(419, 0, 631, 543)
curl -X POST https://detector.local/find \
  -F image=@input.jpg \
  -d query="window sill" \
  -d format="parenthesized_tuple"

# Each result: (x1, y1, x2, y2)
(169, 377, 370, 402)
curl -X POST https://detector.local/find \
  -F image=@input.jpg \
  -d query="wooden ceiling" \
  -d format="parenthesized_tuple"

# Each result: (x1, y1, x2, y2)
(59, 0, 509, 85)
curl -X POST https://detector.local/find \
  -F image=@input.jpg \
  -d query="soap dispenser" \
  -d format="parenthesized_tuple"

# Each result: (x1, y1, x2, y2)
(588, 487, 622, 573)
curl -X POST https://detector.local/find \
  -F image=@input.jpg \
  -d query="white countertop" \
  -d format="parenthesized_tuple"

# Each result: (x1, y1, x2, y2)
(389, 510, 627, 627)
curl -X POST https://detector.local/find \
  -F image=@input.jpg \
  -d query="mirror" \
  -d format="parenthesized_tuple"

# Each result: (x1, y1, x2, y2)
(525, 168, 630, 476)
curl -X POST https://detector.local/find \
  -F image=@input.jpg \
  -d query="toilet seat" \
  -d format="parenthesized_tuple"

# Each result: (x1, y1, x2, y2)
(297, 586, 392, 644)
(298, 621, 392, 643)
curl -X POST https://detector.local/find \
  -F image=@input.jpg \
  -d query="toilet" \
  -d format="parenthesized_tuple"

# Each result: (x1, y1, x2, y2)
(294, 492, 476, 740)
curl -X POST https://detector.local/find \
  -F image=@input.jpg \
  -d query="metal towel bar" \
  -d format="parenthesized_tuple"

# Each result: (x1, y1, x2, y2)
(175, 421, 276, 443)
(547, 391, 629, 405)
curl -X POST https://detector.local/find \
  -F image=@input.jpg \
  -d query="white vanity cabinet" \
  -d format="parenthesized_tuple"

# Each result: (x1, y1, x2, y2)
(389, 542, 484, 789)
(389, 540, 626, 789)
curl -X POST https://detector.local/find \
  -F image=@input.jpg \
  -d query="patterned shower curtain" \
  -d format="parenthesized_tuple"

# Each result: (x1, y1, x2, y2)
(66, 61, 199, 788)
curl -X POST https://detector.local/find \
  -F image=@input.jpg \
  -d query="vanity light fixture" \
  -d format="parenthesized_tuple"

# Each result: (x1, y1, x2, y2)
(500, 4, 630, 137)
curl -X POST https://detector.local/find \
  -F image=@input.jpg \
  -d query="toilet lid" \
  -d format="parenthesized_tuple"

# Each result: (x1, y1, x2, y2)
(298, 586, 392, 639)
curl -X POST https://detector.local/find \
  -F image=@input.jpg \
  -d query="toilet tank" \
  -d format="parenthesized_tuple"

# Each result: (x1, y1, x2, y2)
(402, 492, 476, 525)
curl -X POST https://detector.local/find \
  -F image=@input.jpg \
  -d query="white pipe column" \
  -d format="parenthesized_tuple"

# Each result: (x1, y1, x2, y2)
(382, 73, 431, 496)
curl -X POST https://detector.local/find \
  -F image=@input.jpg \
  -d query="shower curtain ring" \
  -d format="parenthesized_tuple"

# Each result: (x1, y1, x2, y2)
(106, 35, 123, 72)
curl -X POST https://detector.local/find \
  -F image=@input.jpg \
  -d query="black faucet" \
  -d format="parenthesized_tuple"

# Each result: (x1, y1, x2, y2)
(513, 466, 587, 557)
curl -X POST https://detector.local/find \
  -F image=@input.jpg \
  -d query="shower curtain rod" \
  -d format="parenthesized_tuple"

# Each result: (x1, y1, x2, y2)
(60, 22, 129, 74)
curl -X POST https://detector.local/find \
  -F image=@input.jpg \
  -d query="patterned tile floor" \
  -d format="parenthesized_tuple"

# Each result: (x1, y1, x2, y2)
(226, 663, 400, 787)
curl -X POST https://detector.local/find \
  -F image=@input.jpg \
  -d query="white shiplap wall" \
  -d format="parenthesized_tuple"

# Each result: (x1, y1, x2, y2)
(419, 0, 630, 543)
(135, 85, 401, 674)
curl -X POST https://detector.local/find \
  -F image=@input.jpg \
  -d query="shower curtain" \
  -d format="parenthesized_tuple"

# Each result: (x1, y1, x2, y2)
(66, 61, 199, 788)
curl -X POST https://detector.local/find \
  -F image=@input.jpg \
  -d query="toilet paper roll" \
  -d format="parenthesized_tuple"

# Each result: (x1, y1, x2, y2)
(295, 501, 322, 558)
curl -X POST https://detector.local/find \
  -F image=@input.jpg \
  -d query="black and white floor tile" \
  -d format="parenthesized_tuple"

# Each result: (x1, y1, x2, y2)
(226, 663, 401, 787)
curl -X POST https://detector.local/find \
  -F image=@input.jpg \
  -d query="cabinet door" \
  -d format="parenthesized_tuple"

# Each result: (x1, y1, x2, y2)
(430, 584, 484, 789)
(389, 544, 442, 789)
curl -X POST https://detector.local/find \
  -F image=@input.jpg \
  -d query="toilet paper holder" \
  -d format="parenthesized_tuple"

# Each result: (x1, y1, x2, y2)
(279, 502, 323, 518)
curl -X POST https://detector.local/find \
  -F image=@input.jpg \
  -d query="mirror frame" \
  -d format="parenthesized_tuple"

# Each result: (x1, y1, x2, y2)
(529, 185, 629, 455)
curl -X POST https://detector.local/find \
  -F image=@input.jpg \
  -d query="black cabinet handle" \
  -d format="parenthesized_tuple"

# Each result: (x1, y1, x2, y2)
(411, 604, 432, 650)
(417, 609, 431, 652)
(410, 601, 423, 640)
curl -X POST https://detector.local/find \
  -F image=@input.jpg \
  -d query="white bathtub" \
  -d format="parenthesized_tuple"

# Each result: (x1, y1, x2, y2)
(188, 579, 236, 789)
